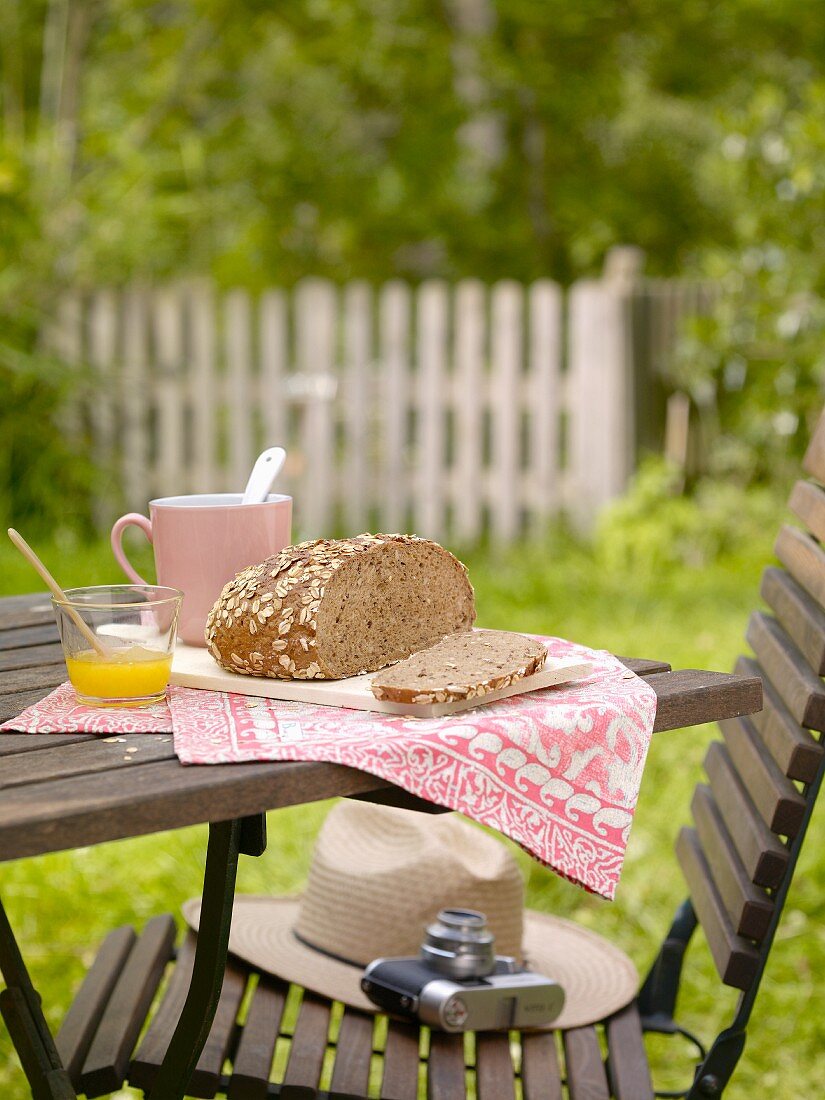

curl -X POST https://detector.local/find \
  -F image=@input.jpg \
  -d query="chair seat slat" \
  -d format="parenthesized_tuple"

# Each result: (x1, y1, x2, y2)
(475, 1032, 516, 1100)
(520, 1031, 563, 1100)
(329, 1009, 374, 1098)
(81, 913, 176, 1097)
(188, 959, 248, 1098)
(130, 931, 196, 1092)
(704, 745, 789, 888)
(562, 1026, 609, 1100)
(281, 990, 331, 1090)
(761, 564, 825, 676)
(691, 786, 774, 941)
(228, 976, 287, 1100)
(735, 655, 824, 783)
(719, 715, 806, 837)
(427, 1031, 466, 1100)
(381, 1020, 420, 1100)
(605, 1003, 653, 1100)
(746, 611, 825, 731)
(676, 828, 760, 991)
(56, 924, 136, 1088)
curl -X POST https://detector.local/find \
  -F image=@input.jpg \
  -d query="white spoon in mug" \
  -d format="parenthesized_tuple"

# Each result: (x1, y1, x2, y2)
(241, 446, 287, 505)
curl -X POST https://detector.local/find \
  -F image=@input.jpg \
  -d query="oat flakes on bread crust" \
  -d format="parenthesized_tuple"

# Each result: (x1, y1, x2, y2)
(370, 629, 547, 704)
(204, 533, 475, 680)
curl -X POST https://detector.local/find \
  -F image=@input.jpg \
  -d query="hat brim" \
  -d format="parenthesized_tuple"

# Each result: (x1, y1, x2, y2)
(182, 896, 638, 1030)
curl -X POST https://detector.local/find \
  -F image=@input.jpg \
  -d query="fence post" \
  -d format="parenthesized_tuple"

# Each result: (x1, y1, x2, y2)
(415, 280, 449, 541)
(490, 280, 522, 543)
(190, 281, 217, 495)
(452, 279, 485, 545)
(88, 288, 119, 527)
(527, 279, 562, 533)
(342, 281, 372, 532)
(295, 278, 337, 538)
(153, 286, 186, 498)
(51, 290, 84, 460)
(122, 285, 149, 511)
(379, 281, 411, 533)
(224, 288, 254, 494)
(566, 247, 643, 529)
(259, 289, 289, 496)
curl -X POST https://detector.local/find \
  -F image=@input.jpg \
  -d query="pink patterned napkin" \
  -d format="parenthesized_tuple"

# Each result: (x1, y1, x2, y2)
(168, 637, 656, 897)
(1, 637, 656, 898)
(0, 681, 173, 733)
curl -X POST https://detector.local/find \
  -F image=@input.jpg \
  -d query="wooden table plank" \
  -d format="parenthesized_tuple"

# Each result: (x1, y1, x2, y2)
(0, 688, 63, 724)
(0, 664, 66, 696)
(0, 623, 60, 651)
(0, 735, 176, 791)
(0, 755, 400, 862)
(0, 732, 96, 757)
(0, 642, 65, 673)
(0, 594, 54, 631)
(0, 671, 762, 862)
(618, 657, 670, 675)
(646, 670, 761, 732)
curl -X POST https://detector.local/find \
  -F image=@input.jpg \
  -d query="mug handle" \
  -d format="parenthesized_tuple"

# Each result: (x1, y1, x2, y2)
(111, 513, 153, 585)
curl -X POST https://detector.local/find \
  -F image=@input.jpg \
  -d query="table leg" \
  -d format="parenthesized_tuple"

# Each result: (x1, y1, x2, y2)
(0, 897, 76, 1099)
(145, 814, 265, 1100)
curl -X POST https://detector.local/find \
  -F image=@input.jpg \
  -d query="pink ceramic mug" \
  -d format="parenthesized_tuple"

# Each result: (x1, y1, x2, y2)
(111, 494, 292, 646)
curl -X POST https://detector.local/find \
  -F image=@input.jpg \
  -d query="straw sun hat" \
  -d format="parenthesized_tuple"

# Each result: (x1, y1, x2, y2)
(183, 801, 638, 1030)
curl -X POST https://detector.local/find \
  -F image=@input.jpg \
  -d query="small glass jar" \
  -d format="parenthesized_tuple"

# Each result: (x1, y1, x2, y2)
(52, 585, 183, 707)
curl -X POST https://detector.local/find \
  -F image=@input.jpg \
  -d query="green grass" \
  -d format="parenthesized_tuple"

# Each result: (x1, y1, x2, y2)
(0, 528, 822, 1098)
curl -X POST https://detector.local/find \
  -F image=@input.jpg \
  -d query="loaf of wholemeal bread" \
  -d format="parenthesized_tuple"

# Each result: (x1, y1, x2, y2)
(370, 629, 547, 704)
(205, 534, 475, 679)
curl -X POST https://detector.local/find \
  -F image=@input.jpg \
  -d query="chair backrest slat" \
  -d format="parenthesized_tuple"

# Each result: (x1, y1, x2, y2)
(653, 420, 825, 1094)
(675, 828, 760, 990)
(802, 408, 825, 482)
(745, 611, 825, 730)
(788, 479, 825, 541)
(703, 743, 789, 889)
(690, 786, 774, 941)
(774, 524, 825, 611)
(760, 567, 825, 676)
(718, 715, 806, 837)
(735, 656, 824, 783)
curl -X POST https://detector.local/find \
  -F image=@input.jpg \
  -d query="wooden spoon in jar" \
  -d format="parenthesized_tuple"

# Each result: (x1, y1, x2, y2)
(7, 528, 111, 658)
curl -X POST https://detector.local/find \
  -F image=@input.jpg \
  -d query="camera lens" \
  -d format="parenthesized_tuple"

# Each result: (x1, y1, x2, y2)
(420, 908, 496, 979)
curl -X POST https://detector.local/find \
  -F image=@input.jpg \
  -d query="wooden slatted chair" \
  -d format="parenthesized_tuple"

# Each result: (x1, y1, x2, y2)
(52, 414, 825, 1098)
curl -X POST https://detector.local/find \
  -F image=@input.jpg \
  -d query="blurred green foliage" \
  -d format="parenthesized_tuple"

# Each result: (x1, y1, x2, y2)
(673, 65, 825, 483)
(3, 1, 825, 531)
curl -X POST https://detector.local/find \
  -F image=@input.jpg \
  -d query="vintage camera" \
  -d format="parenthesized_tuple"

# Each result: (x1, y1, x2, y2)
(361, 908, 564, 1032)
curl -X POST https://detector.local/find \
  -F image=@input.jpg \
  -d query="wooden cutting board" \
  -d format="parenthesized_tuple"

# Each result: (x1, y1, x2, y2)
(170, 642, 592, 718)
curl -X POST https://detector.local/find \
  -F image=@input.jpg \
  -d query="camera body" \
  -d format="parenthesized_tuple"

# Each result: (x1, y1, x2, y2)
(361, 908, 564, 1032)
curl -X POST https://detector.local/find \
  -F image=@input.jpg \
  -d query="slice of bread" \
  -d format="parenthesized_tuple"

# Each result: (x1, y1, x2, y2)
(370, 629, 547, 704)
(205, 534, 475, 679)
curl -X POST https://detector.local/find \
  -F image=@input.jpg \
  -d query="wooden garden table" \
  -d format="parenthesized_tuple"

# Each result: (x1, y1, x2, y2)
(0, 592, 763, 1100)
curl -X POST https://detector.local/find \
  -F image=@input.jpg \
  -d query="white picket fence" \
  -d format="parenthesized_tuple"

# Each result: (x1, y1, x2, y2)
(49, 258, 698, 544)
